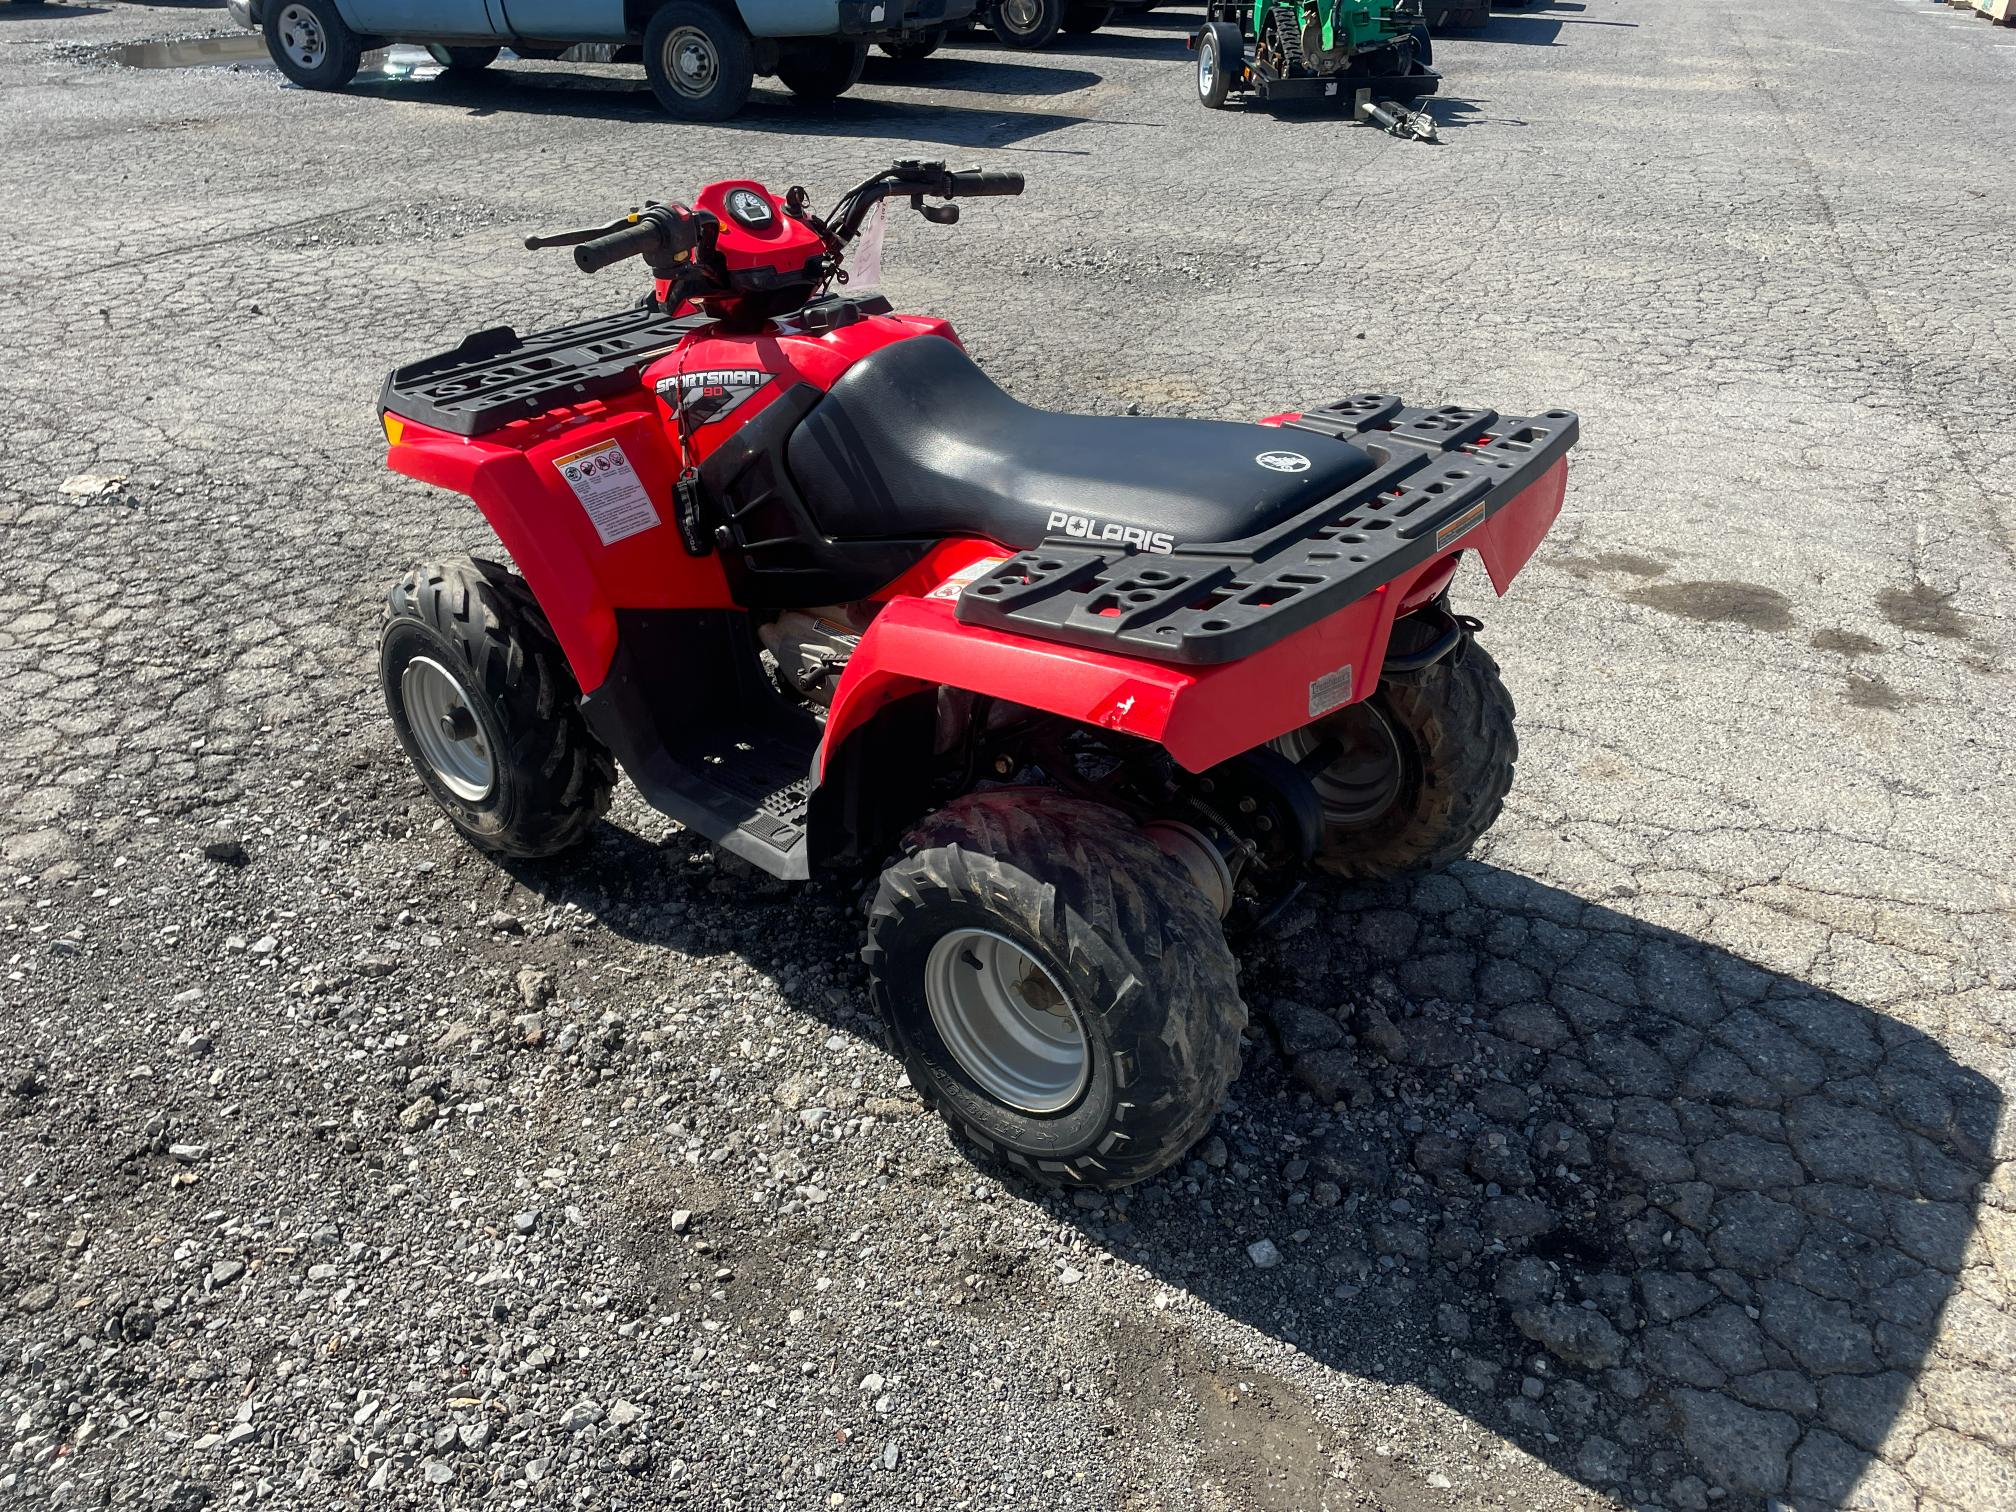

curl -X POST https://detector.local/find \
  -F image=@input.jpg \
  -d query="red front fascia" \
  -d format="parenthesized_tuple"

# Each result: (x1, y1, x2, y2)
(386, 402, 736, 694)
(818, 463, 1568, 779)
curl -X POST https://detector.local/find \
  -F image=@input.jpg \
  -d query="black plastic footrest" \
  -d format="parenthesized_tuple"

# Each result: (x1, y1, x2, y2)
(953, 397, 1577, 666)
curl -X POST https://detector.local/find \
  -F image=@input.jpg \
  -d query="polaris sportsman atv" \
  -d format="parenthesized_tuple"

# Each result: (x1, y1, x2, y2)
(375, 161, 1575, 1189)
(1193, 0, 1438, 133)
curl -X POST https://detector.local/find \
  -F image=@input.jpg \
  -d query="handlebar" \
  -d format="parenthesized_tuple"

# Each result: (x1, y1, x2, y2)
(574, 218, 670, 273)
(946, 169, 1024, 198)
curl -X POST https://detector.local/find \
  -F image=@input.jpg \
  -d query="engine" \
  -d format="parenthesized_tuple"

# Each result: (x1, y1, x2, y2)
(757, 605, 871, 708)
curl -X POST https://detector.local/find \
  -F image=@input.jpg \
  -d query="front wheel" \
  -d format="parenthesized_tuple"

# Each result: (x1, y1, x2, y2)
(426, 44, 500, 72)
(988, 0, 1065, 49)
(263, 0, 362, 89)
(1196, 21, 1239, 107)
(866, 791, 1245, 1190)
(643, 0, 755, 121)
(380, 558, 615, 858)
(774, 37, 867, 98)
(1271, 641, 1516, 879)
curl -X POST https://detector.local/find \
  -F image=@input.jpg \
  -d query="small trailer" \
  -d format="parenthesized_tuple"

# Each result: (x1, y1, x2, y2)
(1191, 0, 1440, 138)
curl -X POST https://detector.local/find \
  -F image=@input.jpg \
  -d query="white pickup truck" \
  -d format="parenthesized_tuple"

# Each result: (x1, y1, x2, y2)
(226, 0, 971, 118)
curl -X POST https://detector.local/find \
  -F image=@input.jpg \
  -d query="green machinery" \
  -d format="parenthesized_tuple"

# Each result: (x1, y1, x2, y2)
(1194, 0, 1440, 135)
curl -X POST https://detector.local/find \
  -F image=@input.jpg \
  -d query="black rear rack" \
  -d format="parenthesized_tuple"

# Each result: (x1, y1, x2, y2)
(378, 305, 705, 437)
(953, 397, 1577, 665)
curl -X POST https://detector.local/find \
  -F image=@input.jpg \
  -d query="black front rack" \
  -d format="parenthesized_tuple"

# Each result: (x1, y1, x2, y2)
(378, 305, 705, 437)
(953, 397, 1577, 666)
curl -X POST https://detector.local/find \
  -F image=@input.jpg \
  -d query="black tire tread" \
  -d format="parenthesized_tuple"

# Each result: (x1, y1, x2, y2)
(866, 790, 1245, 1190)
(382, 557, 614, 858)
(1314, 643, 1516, 879)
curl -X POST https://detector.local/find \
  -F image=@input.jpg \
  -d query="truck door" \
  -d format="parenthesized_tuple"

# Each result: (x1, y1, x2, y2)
(338, 0, 507, 40)
(495, 0, 630, 41)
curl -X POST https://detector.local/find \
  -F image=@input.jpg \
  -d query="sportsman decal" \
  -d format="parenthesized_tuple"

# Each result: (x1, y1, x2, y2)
(656, 368, 771, 428)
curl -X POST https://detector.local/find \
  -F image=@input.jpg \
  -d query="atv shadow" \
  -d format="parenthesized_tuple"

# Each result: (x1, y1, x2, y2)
(501, 829, 1999, 1509)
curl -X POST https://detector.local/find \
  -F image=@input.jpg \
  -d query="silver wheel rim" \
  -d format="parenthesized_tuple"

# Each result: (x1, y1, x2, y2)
(276, 3, 327, 70)
(1199, 38, 1214, 96)
(1000, 0, 1044, 34)
(663, 26, 719, 98)
(1273, 704, 1403, 829)
(400, 656, 495, 803)
(924, 929, 1088, 1114)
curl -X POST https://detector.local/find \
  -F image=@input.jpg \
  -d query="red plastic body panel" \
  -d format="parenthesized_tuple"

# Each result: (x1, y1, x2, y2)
(1472, 456, 1568, 593)
(387, 401, 736, 693)
(816, 466, 1563, 779)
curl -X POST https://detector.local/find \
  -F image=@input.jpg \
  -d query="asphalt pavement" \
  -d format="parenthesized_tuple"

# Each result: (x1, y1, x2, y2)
(2, 0, 2013, 1508)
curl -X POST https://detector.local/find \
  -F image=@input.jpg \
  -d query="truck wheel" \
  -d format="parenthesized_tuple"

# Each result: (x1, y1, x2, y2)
(774, 37, 867, 98)
(644, 0, 755, 121)
(865, 791, 1245, 1190)
(426, 44, 501, 72)
(1196, 20, 1239, 107)
(1272, 642, 1516, 879)
(988, 0, 1064, 49)
(380, 558, 615, 859)
(1061, 1, 1114, 31)
(263, 0, 362, 90)
(880, 27, 945, 59)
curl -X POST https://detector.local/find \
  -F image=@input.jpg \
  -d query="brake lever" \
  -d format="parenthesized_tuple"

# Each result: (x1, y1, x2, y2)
(523, 204, 660, 251)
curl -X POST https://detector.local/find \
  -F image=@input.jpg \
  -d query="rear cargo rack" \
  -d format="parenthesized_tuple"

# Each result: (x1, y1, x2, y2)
(379, 305, 705, 436)
(953, 397, 1577, 665)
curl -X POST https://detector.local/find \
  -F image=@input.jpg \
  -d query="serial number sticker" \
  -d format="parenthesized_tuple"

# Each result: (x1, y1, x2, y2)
(553, 439, 660, 546)
(1309, 663, 1354, 718)
(928, 555, 1011, 602)
(1434, 501, 1487, 551)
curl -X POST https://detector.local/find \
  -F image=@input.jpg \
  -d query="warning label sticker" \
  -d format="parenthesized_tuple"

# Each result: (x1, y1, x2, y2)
(1434, 501, 1487, 552)
(1308, 663, 1354, 718)
(927, 555, 1010, 602)
(553, 439, 660, 546)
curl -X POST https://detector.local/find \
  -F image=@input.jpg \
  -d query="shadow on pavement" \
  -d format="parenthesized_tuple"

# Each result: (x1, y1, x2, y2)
(341, 68, 1104, 147)
(503, 829, 2000, 1508)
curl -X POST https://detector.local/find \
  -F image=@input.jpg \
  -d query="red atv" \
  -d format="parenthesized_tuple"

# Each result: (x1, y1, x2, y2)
(376, 161, 1575, 1189)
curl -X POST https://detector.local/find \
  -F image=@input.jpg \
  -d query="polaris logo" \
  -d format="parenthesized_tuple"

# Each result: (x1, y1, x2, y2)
(1045, 511, 1175, 555)
(1256, 450, 1312, 473)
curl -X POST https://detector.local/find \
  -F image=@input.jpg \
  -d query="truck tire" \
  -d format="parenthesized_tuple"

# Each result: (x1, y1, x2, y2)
(380, 558, 615, 859)
(865, 791, 1245, 1190)
(988, 0, 1064, 48)
(644, 0, 755, 120)
(426, 44, 500, 72)
(774, 37, 867, 98)
(1061, 1, 1115, 31)
(1272, 642, 1516, 879)
(263, 0, 362, 90)
(880, 27, 945, 59)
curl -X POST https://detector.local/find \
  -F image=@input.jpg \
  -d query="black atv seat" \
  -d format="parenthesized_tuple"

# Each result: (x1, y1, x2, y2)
(785, 335, 1378, 552)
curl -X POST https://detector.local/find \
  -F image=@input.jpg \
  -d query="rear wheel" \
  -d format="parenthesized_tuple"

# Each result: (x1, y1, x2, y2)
(880, 27, 946, 59)
(426, 43, 500, 71)
(263, 0, 361, 89)
(988, 0, 1065, 48)
(380, 558, 615, 858)
(1271, 642, 1516, 879)
(866, 791, 1244, 1190)
(643, 0, 755, 120)
(1061, 1, 1115, 31)
(774, 37, 867, 98)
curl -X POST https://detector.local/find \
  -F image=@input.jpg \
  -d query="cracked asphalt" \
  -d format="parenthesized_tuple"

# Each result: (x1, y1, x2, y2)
(3, 0, 2014, 1508)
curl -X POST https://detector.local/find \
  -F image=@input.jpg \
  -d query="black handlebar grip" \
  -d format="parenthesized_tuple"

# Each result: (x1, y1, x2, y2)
(947, 169, 1025, 198)
(573, 219, 663, 273)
